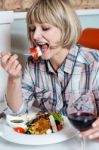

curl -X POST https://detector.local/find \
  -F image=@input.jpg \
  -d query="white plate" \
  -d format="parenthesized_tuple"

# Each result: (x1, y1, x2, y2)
(0, 116, 77, 145)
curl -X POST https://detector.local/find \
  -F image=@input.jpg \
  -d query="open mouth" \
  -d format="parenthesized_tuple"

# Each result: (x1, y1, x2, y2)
(38, 43, 49, 53)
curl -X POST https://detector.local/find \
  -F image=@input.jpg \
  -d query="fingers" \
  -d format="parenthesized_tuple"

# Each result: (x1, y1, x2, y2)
(80, 118, 99, 140)
(1, 52, 22, 78)
(8, 60, 20, 73)
(9, 64, 22, 77)
(80, 127, 99, 139)
(2, 54, 18, 71)
(14, 64, 22, 76)
(92, 117, 99, 127)
(0, 51, 11, 66)
(1, 52, 11, 67)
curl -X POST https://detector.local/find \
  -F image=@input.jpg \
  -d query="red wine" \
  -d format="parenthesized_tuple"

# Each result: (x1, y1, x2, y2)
(68, 112, 97, 131)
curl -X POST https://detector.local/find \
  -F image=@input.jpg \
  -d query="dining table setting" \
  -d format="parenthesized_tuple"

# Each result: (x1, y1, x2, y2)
(0, 124, 99, 150)
(0, 102, 99, 150)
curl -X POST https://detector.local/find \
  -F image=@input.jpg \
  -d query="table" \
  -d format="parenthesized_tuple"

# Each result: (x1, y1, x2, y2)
(0, 118, 99, 150)
(0, 133, 99, 150)
(0, 106, 99, 150)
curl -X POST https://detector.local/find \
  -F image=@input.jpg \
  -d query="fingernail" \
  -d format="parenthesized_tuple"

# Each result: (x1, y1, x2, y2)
(89, 135, 93, 139)
(93, 123, 96, 127)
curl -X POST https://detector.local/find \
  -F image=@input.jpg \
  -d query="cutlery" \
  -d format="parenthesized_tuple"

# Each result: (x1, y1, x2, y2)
(0, 48, 42, 60)
(12, 50, 32, 56)
(0, 51, 32, 61)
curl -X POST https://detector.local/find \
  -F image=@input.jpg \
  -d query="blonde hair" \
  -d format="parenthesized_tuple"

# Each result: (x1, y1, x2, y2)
(26, 0, 81, 48)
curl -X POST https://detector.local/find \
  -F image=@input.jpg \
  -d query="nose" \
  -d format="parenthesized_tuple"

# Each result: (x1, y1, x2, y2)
(33, 28, 42, 40)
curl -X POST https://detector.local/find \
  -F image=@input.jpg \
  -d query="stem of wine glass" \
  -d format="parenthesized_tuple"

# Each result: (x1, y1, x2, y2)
(81, 137, 86, 150)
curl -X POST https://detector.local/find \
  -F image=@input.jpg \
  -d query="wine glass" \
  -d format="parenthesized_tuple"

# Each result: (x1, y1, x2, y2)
(67, 91, 97, 150)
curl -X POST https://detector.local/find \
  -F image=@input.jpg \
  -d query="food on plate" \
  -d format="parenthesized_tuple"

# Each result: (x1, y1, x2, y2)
(29, 47, 42, 60)
(14, 127, 26, 134)
(12, 112, 64, 135)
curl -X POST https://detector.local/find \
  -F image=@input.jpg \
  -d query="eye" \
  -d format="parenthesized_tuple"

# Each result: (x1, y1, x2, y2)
(29, 27, 35, 32)
(42, 27, 50, 31)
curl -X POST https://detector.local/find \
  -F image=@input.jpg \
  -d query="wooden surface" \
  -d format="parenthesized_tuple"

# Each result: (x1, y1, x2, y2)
(0, 0, 99, 11)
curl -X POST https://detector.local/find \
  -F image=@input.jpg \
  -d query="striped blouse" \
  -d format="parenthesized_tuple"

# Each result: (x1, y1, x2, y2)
(19, 45, 99, 116)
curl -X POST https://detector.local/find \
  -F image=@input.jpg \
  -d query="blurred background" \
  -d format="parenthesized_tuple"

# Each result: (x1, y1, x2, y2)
(0, 0, 99, 102)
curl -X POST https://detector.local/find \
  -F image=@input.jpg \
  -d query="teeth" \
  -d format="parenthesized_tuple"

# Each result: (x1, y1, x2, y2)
(37, 42, 48, 46)
(38, 42, 45, 45)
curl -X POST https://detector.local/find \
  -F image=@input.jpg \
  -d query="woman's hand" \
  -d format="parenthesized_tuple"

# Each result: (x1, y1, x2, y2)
(80, 117, 99, 140)
(0, 51, 22, 79)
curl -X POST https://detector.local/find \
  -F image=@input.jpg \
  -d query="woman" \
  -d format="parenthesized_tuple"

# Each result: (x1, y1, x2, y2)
(0, 0, 99, 139)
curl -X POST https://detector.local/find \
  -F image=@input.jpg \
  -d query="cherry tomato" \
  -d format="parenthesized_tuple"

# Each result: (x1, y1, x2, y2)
(56, 124, 63, 131)
(14, 127, 26, 134)
(30, 47, 39, 60)
(30, 47, 37, 53)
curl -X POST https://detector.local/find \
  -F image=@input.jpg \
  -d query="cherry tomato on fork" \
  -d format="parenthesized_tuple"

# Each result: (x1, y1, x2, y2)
(14, 127, 26, 134)
(29, 47, 39, 60)
(30, 47, 37, 53)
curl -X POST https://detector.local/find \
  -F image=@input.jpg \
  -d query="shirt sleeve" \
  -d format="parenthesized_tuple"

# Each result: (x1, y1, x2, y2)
(92, 62, 99, 113)
(5, 60, 36, 115)
(4, 101, 27, 115)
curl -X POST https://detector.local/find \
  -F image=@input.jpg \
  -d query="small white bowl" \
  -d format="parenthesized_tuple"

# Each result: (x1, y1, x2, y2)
(6, 113, 36, 128)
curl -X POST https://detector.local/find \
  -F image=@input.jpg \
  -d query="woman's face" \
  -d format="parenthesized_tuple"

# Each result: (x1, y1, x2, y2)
(29, 22, 62, 60)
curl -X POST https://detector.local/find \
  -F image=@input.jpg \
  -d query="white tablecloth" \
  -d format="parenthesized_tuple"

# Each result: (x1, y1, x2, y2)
(0, 134, 99, 150)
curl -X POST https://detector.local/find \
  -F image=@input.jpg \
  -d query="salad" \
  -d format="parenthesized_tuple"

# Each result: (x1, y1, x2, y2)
(13, 112, 64, 135)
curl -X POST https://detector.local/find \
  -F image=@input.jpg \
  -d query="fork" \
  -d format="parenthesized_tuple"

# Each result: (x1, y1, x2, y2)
(0, 51, 33, 61)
